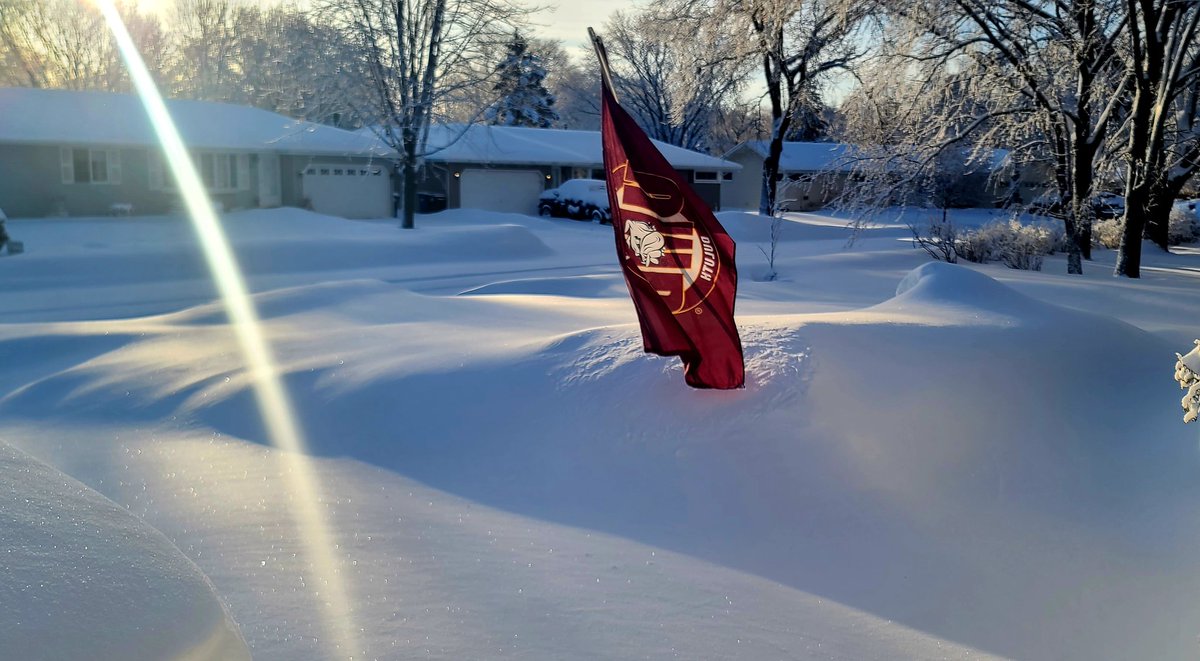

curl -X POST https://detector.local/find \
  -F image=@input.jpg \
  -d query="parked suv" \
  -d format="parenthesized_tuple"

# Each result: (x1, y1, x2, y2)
(538, 179, 612, 223)
(1028, 192, 1125, 219)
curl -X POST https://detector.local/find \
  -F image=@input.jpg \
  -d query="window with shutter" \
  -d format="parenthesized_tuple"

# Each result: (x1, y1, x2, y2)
(61, 148, 121, 184)
(216, 155, 230, 190)
(60, 147, 74, 184)
(107, 150, 121, 185)
(90, 151, 108, 183)
(237, 154, 250, 190)
(201, 154, 215, 188)
(148, 151, 163, 190)
(73, 149, 91, 183)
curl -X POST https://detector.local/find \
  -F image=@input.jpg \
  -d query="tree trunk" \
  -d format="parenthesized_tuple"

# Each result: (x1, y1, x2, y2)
(400, 139, 418, 229)
(1067, 200, 1091, 274)
(1116, 82, 1153, 277)
(1046, 121, 1082, 274)
(1117, 185, 1150, 277)
(1114, 212, 1143, 277)
(1071, 164, 1095, 261)
(401, 161, 417, 229)
(1067, 241, 1083, 274)
(758, 47, 784, 216)
(760, 136, 782, 215)
(1064, 212, 1083, 275)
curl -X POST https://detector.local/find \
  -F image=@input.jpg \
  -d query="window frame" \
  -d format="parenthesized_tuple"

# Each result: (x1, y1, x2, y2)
(149, 150, 250, 193)
(61, 147, 121, 185)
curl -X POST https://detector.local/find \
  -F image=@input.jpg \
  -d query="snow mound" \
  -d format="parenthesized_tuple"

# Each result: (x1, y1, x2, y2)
(881, 260, 1060, 321)
(0, 443, 250, 661)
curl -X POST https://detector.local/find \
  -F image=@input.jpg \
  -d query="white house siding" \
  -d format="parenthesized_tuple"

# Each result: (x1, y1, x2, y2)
(776, 172, 848, 211)
(726, 150, 765, 210)
(726, 145, 851, 212)
(0, 89, 394, 219)
(0, 144, 169, 217)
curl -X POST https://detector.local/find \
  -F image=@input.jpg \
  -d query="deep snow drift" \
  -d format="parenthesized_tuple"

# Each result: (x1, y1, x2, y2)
(1, 207, 1198, 660)
(0, 442, 250, 661)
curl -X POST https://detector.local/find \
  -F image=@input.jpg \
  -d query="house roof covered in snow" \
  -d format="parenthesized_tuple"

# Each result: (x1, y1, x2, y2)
(724, 141, 854, 173)
(728, 140, 1013, 174)
(0, 88, 391, 157)
(362, 124, 739, 171)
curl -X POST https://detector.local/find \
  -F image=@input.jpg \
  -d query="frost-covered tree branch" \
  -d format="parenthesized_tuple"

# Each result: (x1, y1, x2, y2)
(602, 6, 753, 153)
(849, 0, 1128, 275)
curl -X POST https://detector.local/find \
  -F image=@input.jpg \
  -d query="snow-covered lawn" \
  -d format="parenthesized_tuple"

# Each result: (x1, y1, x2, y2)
(1, 206, 1199, 660)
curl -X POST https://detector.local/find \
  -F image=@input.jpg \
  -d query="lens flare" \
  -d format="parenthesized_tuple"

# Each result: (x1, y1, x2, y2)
(94, 2, 358, 659)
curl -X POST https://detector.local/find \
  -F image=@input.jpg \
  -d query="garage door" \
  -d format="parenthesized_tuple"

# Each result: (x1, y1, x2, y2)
(302, 164, 392, 219)
(460, 169, 545, 214)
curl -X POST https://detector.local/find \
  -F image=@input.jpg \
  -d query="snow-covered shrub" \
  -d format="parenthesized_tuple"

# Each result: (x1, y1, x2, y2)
(994, 220, 1049, 270)
(954, 219, 1052, 270)
(954, 226, 993, 263)
(1168, 205, 1199, 245)
(910, 213, 958, 263)
(1093, 217, 1124, 249)
(1043, 221, 1071, 254)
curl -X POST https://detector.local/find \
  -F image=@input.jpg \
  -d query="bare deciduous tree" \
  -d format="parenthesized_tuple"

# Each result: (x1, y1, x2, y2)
(719, 0, 871, 214)
(849, 0, 1127, 275)
(603, 6, 752, 152)
(1114, 0, 1200, 276)
(316, 0, 530, 229)
(0, 0, 160, 91)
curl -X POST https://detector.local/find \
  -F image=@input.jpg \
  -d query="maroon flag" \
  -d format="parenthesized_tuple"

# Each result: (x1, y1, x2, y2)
(590, 29, 745, 389)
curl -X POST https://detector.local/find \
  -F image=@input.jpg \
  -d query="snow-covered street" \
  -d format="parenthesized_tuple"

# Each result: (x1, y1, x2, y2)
(2, 208, 1199, 660)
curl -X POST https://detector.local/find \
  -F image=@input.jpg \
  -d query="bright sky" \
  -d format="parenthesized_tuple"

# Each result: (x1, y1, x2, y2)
(519, 0, 642, 53)
(133, 0, 643, 55)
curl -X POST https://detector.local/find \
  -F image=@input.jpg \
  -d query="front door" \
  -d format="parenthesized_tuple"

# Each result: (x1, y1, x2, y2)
(258, 154, 281, 207)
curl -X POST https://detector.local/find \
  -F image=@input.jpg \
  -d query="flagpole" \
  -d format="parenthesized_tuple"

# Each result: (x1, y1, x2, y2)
(587, 27, 619, 103)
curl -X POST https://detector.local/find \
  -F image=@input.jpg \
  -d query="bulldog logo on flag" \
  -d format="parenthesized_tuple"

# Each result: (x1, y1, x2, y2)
(613, 163, 723, 315)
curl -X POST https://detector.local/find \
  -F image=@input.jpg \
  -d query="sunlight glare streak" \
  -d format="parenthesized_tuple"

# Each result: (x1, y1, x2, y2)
(94, 2, 359, 659)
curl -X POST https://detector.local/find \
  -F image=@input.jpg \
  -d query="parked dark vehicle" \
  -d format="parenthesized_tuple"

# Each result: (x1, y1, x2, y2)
(538, 179, 612, 223)
(1028, 192, 1125, 220)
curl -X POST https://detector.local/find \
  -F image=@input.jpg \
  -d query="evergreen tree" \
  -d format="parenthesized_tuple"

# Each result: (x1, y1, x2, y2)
(486, 32, 558, 128)
(783, 87, 829, 143)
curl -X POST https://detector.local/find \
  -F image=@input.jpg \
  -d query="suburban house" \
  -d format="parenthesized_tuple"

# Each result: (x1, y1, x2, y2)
(0, 87, 393, 219)
(397, 124, 741, 214)
(0, 88, 740, 221)
(725, 140, 1053, 211)
(723, 141, 854, 211)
